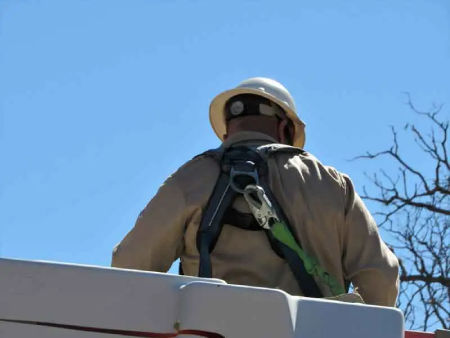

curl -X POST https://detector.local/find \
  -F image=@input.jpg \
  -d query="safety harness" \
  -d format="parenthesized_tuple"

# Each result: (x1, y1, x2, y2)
(181, 143, 348, 298)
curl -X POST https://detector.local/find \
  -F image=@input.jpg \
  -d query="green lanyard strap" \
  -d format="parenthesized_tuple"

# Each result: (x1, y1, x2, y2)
(270, 220, 346, 296)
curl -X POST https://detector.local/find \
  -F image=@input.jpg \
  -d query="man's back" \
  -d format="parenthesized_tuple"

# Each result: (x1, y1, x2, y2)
(111, 131, 399, 306)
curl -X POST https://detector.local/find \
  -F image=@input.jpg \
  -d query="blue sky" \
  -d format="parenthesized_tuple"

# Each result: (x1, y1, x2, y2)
(1, 0, 448, 284)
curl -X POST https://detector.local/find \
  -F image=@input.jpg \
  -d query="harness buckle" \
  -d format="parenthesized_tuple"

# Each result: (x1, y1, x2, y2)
(229, 160, 260, 193)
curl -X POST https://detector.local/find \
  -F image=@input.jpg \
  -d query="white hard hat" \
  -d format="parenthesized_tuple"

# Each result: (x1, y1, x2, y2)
(209, 77, 306, 148)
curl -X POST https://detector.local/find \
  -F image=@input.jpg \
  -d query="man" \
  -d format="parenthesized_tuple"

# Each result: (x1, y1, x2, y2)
(111, 77, 400, 306)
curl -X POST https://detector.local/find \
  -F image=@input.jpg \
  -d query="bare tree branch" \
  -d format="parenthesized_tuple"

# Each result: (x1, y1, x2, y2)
(400, 274, 449, 287)
(352, 95, 450, 330)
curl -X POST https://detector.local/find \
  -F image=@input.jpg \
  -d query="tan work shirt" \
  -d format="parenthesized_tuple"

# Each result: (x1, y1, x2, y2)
(111, 131, 400, 306)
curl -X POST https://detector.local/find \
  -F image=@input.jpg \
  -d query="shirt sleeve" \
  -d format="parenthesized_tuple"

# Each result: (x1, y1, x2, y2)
(111, 174, 186, 273)
(340, 173, 400, 307)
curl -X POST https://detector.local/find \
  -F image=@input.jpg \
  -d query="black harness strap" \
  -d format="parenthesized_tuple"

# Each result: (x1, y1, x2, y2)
(178, 143, 350, 296)
(222, 208, 261, 231)
(196, 146, 266, 278)
(196, 172, 236, 278)
(193, 144, 326, 298)
(251, 144, 351, 295)
(178, 148, 262, 276)
(258, 175, 323, 297)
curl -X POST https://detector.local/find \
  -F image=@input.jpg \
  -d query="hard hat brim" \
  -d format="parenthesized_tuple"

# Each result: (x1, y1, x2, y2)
(209, 88, 306, 148)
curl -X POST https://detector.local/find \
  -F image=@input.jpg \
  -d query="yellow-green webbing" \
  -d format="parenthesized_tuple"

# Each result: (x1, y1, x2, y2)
(271, 221, 345, 296)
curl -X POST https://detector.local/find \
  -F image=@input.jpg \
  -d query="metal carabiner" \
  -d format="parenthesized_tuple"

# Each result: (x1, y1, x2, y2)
(243, 184, 279, 230)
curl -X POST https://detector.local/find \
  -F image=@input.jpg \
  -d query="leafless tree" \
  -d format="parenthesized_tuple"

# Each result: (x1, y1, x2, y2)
(352, 93, 449, 331)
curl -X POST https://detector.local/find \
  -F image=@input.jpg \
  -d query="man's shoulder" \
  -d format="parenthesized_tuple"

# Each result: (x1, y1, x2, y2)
(186, 147, 222, 165)
(275, 148, 350, 186)
(169, 148, 221, 180)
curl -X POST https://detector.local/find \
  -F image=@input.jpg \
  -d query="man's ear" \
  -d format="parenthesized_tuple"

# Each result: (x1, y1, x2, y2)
(277, 119, 288, 144)
(277, 119, 294, 145)
(223, 121, 230, 140)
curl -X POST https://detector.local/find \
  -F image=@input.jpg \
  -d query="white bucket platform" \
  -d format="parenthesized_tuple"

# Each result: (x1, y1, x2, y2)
(0, 258, 404, 338)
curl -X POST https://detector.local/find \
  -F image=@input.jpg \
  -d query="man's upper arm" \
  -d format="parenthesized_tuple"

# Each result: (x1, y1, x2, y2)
(111, 174, 186, 272)
(340, 173, 400, 306)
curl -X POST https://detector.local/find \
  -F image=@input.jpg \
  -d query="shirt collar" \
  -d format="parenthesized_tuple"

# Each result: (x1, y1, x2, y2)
(219, 131, 279, 150)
